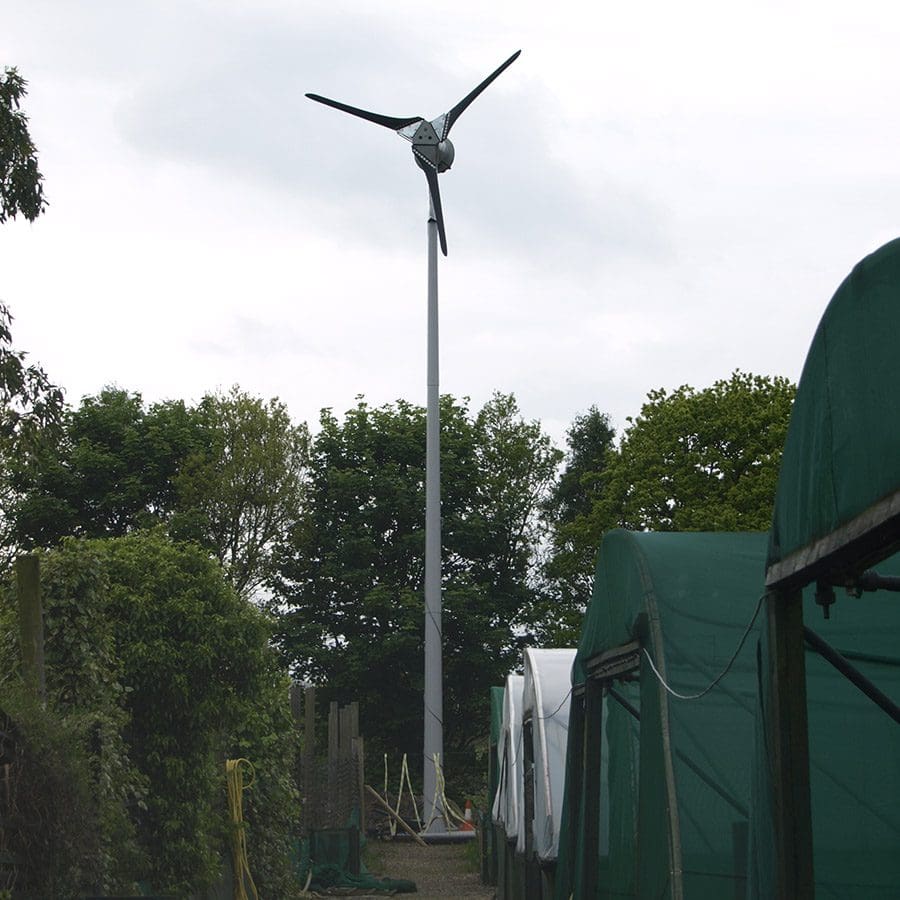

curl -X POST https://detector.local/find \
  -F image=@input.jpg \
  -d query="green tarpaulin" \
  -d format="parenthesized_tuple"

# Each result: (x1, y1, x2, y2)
(753, 237, 900, 898)
(557, 530, 767, 900)
(748, 569, 900, 899)
(768, 237, 900, 585)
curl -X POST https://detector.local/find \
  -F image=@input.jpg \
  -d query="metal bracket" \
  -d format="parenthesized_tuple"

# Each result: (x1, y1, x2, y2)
(585, 640, 641, 682)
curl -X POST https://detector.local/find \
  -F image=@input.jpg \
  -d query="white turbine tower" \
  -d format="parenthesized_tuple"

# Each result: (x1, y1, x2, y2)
(307, 49, 521, 832)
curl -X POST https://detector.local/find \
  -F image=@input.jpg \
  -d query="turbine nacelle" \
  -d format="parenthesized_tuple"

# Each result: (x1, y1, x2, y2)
(306, 50, 520, 255)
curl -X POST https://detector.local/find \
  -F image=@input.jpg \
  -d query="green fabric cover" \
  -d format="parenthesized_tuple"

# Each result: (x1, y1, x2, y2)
(748, 558, 900, 898)
(768, 237, 900, 573)
(556, 530, 900, 899)
(484, 685, 505, 885)
(558, 530, 767, 900)
(491, 685, 505, 746)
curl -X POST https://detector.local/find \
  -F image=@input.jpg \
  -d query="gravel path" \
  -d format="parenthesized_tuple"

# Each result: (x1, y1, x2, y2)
(370, 838, 495, 898)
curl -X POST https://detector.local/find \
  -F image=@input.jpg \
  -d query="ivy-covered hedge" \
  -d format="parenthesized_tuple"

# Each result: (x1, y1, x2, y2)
(0, 684, 102, 898)
(1, 531, 302, 896)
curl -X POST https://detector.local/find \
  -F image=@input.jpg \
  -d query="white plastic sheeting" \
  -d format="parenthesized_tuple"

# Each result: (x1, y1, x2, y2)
(518, 648, 575, 862)
(491, 674, 525, 841)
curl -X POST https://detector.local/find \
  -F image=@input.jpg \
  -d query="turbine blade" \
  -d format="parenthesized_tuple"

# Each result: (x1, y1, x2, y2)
(305, 93, 423, 131)
(423, 166, 448, 256)
(439, 50, 521, 139)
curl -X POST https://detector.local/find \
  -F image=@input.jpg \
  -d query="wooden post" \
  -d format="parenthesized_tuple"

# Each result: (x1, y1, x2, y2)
(16, 555, 45, 703)
(766, 590, 814, 899)
(339, 704, 352, 758)
(582, 679, 603, 900)
(303, 687, 316, 779)
(328, 700, 339, 822)
(328, 701, 339, 761)
(355, 735, 366, 830)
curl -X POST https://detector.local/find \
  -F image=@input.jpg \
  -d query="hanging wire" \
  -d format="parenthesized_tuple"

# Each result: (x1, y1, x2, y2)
(642, 592, 766, 701)
(537, 686, 574, 722)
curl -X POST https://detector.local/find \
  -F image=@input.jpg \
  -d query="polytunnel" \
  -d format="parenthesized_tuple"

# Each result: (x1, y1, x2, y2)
(754, 237, 900, 899)
(519, 648, 575, 900)
(492, 673, 525, 899)
(555, 529, 768, 900)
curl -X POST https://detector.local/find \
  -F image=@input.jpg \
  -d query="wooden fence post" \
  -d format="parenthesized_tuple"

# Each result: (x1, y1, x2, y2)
(16, 555, 45, 704)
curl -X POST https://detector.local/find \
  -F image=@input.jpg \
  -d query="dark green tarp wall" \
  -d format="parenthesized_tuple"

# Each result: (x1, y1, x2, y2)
(557, 530, 767, 900)
(748, 558, 900, 898)
(753, 237, 900, 897)
(768, 237, 900, 577)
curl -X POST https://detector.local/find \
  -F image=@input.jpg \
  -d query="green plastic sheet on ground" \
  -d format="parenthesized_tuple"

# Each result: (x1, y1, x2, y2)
(748, 556, 900, 899)
(557, 530, 768, 900)
(768, 236, 900, 575)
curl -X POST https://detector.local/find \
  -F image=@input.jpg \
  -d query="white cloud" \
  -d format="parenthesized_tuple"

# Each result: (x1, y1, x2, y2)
(3, 0, 900, 451)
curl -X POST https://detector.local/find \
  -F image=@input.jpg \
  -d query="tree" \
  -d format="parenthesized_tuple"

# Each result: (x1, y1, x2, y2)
(12, 388, 207, 547)
(539, 406, 616, 644)
(272, 392, 561, 789)
(594, 370, 796, 533)
(12, 386, 308, 599)
(172, 387, 309, 598)
(0, 67, 46, 223)
(0, 303, 63, 569)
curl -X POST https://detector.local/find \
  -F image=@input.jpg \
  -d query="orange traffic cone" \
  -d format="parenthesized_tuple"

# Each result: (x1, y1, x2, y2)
(461, 799, 475, 831)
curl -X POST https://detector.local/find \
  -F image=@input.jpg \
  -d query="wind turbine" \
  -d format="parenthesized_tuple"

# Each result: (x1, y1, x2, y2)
(307, 49, 521, 832)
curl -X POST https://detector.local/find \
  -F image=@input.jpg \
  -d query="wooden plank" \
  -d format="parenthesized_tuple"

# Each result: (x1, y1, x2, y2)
(356, 735, 366, 829)
(766, 488, 900, 590)
(364, 785, 427, 846)
(16, 555, 45, 703)
(328, 700, 339, 819)
(304, 687, 317, 763)
(765, 590, 814, 899)
(339, 704, 352, 758)
(328, 701, 339, 763)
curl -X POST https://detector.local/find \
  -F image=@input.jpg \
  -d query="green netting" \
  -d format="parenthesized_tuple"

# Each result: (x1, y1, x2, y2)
(483, 685, 505, 885)
(748, 556, 900, 898)
(768, 237, 900, 574)
(294, 810, 417, 894)
(556, 529, 900, 899)
(491, 685, 505, 745)
(558, 530, 768, 900)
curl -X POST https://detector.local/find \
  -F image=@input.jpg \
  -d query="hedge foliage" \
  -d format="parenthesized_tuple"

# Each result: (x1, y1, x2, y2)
(0, 530, 301, 896)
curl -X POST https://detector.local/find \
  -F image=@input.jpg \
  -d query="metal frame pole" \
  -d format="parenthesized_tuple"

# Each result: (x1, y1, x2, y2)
(423, 196, 445, 831)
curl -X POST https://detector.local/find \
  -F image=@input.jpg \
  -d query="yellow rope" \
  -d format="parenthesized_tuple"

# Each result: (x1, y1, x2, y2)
(226, 758, 260, 900)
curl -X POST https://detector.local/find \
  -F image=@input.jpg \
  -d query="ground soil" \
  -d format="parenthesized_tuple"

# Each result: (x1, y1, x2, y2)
(369, 836, 495, 898)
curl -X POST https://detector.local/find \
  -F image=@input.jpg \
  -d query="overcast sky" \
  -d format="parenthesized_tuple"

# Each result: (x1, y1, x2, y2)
(3, 0, 899, 448)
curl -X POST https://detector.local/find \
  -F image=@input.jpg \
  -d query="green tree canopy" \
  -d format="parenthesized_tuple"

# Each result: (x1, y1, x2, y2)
(12, 386, 308, 599)
(0, 67, 46, 223)
(539, 406, 616, 644)
(12, 387, 206, 546)
(171, 386, 310, 598)
(0, 303, 63, 570)
(272, 392, 561, 786)
(595, 370, 796, 532)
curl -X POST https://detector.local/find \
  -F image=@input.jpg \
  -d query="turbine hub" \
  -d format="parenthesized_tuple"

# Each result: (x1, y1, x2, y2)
(436, 139, 454, 172)
(414, 138, 455, 174)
